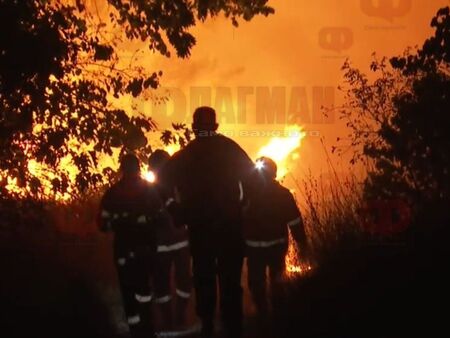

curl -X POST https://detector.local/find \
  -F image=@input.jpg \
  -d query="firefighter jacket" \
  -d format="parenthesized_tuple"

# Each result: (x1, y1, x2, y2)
(98, 175, 162, 259)
(244, 180, 306, 248)
(163, 134, 255, 227)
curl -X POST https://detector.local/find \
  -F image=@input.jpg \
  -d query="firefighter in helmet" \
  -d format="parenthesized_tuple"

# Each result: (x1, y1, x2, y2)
(147, 150, 192, 333)
(244, 156, 308, 318)
(163, 107, 254, 338)
(98, 154, 161, 338)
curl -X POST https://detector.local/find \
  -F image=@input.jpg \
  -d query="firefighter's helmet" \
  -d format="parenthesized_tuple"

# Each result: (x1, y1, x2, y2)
(255, 156, 277, 180)
(120, 153, 140, 175)
(148, 149, 170, 173)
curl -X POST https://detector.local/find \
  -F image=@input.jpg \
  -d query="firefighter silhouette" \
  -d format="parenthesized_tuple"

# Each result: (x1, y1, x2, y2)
(98, 154, 161, 338)
(147, 150, 192, 333)
(162, 107, 255, 338)
(244, 157, 308, 317)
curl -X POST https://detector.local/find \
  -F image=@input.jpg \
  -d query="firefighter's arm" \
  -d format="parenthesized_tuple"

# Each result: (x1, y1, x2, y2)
(165, 186, 186, 227)
(233, 143, 258, 208)
(160, 153, 186, 227)
(288, 213, 307, 247)
(286, 193, 308, 249)
(97, 190, 114, 232)
(289, 213, 310, 261)
(235, 144, 255, 185)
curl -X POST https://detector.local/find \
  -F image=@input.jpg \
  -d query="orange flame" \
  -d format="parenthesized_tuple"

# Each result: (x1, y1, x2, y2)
(285, 233, 312, 277)
(3, 140, 178, 200)
(256, 125, 306, 180)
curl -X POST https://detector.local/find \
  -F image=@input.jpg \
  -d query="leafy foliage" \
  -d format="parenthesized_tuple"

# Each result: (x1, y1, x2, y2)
(108, 0, 274, 57)
(0, 0, 273, 200)
(161, 123, 193, 149)
(336, 6, 450, 204)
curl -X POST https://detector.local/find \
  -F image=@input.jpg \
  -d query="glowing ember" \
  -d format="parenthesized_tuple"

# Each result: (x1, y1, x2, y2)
(285, 232, 312, 277)
(286, 265, 312, 275)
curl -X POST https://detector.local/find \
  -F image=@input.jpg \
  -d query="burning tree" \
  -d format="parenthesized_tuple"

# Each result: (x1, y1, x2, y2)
(0, 0, 274, 200)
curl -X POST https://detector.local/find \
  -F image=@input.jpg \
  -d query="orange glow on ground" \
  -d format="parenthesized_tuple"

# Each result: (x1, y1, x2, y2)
(285, 240, 312, 277)
(285, 233, 312, 277)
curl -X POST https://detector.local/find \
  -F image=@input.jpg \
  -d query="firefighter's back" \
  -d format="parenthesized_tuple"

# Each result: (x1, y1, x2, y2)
(101, 176, 161, 256)
(244, 180, 294, 242)
(98, 154, 162, 338)
(172, 134, 251, 226)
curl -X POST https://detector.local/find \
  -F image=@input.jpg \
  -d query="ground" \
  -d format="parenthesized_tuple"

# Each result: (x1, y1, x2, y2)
(0, 231, 279, 338)
(1, 226, 448, 338)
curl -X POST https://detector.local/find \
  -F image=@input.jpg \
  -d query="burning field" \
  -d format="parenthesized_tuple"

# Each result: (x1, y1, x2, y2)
(2, 120, 311, 276)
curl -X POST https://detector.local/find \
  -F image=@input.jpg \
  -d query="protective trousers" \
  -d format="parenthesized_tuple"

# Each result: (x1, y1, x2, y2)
(153, 245, 192, 328)
(189, 225, 244, 338)
(246, 244, 288, 315)
(116, 251, 155, 338)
